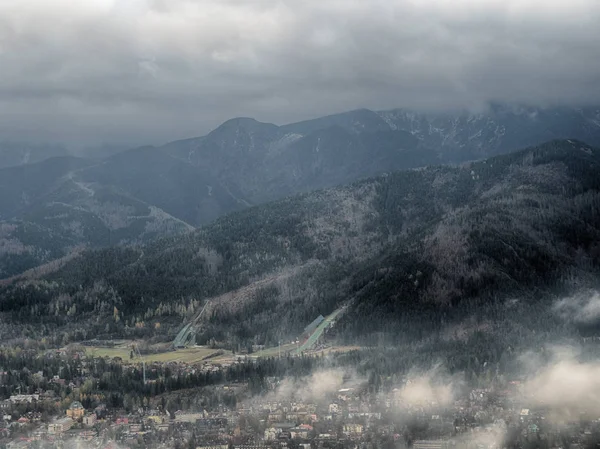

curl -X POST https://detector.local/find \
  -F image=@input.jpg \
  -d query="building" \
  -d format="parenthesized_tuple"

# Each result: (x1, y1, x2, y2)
(66, 401, 85, 420)
(146, 414, 164, 424)
(343, 423, 363, 436)
(48, 417, 74, 434)
(268, 409, 284, 422)
(9, 394, 39, 404)
(17, 417, 30, 426)
(174, 412, 203, 424)
(290, 425, 312, 439)
(157, 423, 170, 432)
(234, 445, 267, 449)
(78, 430, 97, 440)
(264, 427, 279, 441)
(412, 441, 450, 449)
(83, 414, 97, 426)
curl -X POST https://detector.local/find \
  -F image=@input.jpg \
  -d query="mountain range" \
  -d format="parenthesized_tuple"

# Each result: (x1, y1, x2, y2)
(1, 139, 599, 348)
(1, 105, 599, 279)
(0, 142, 70, 169)
(162, 105, 600, 203)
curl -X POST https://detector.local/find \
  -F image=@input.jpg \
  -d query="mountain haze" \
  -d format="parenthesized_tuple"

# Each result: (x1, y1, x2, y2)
(163, 105, 600, 202)
(2, 104, 599, 279)
(0, 142, 70, 169)
(0, 150, 246, 278)
(1, 139, 599, 347)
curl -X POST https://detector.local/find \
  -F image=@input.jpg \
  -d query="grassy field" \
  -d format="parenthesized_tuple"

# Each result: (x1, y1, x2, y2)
(82, 306, 352, 364)
(251, 342, 299, 358)
(84, 342, 359, 364)
(85, 344, 228, 364)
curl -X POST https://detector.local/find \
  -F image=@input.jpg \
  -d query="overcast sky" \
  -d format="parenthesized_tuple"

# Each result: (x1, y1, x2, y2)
(0, 0, 599, 146)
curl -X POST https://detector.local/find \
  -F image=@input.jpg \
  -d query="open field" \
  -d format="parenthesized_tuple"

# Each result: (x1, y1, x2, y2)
(251, 342, 299, 358)
(83, 341, 359, 364)
(81, 306, 348, 364)
(84, 343, 229, 364)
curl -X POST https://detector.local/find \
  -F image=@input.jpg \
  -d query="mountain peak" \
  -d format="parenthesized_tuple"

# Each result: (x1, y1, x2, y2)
(222, 116, 259, 125)
(214, 117, 278, 133)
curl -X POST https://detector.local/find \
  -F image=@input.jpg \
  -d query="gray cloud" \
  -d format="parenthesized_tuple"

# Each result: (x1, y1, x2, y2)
(246, 367, 365, 406)
(0, 0, 599, 145)
(553, 291, 600, 325)
(393, 365, 460, 409)
(519, 345, 600, 421)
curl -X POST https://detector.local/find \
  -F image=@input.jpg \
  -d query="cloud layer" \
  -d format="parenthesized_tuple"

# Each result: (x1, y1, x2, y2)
(0, 0, 599, 144)
(521, 345, 600, 420)
(395, 367, 459, 408)
(553, 291, 600, 325)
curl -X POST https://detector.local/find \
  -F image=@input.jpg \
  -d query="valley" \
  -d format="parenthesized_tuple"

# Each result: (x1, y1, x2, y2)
(2, 1, 600, 447)
(1, 139, 599, 351)
(74, 305, 347, 364)
(2, 135, 600, 449)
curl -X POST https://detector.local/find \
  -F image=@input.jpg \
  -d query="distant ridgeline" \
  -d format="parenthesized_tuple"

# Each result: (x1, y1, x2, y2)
(1, 105, 599, 279)
(0, 139, 600, 348)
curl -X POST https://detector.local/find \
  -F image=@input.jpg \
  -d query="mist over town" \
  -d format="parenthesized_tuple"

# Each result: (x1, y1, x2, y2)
(1, 1, 600, 449)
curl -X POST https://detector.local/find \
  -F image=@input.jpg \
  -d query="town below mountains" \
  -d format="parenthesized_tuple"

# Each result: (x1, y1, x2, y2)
(2, 344, 598, 449)
(1, 105, 600, 449)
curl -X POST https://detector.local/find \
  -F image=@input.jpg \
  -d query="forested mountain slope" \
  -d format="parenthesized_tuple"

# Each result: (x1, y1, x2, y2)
(162, 105, 600, 203)
(1, 140, 599, 347)
(3, 105, 599, 282)
(378, 104, 600, 161)
(0, 149, 246, 278)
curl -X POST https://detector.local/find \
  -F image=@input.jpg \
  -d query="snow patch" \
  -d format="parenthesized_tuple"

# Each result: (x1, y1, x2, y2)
(468, 130, 482, 140)
(269, 133, 303, 155)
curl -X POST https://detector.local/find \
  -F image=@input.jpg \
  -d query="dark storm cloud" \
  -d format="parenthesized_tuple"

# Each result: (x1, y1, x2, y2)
(0, 0, 599, 145)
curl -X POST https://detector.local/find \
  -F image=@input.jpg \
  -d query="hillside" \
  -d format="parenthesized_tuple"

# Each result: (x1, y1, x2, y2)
(0, 142, 70, 169)
(379, 104, 600, 161)
(0, 149, 246, 278)
(160, 115, 426, 203)
(162, 105, 600, 203)
(3, 104, 599, 279)
(1, 140, 599, 347)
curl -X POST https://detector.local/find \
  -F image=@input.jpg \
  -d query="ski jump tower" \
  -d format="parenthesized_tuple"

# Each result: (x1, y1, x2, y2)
(173, 300, 210, 348)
